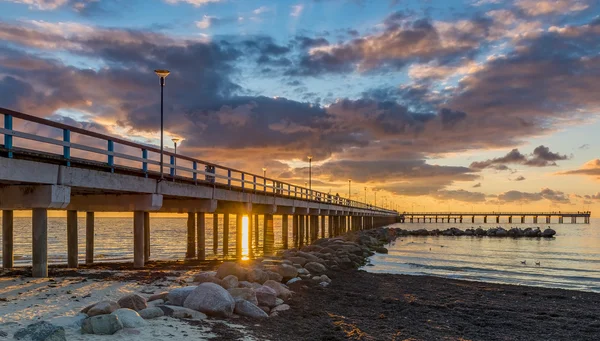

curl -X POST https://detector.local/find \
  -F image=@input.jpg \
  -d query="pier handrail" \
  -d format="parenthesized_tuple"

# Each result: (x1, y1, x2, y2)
(404, 212, 591, 216)
(0, 107, 394, 214)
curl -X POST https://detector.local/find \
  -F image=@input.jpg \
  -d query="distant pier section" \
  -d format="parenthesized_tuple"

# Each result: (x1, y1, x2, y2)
(400, 212, 592, 224)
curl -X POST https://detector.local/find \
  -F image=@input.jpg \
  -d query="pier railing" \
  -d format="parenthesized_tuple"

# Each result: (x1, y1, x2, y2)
(0, 107, 394, 214)
(404, 212, 591, 216)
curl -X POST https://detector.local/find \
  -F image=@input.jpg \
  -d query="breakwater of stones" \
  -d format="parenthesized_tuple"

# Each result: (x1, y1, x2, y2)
(395, 226, 557, 238)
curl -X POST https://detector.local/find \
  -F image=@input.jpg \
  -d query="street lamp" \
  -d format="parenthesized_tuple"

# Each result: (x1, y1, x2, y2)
(364, 187, 367, 204)
(171, 138, 180, 181)
(307, 156, 312, 190)
(373, 189, 377, 206)
(348, 179, 351, 201)
(154, 69, 170, 180)
(262, 167, 266, 178)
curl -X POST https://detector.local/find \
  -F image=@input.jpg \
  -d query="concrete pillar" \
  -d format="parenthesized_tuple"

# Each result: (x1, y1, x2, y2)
(197, 212, 205, 260)
(186, 212, 196, 258)
(85, 212, 94, 265)
(213, 213, 219, 254)
(299, 215, 305, 247)
(328, 216, 333, 237)
(264, 214, 274, 255)
(223, 213, 230, 256)
(32, 208, 48, 277)
(133, 211, 144, 268)
(254, 214, 259, 249)
(248, 214, 253, 256)
(292, 215, 299, 247)
(144, 212, 150, 262)
(236, 213, 243, 259)
(67, 210, 78, 268)
(2, 210, 14, 268)
(282, 214, 289, 249)
(320, 215, 326, 238)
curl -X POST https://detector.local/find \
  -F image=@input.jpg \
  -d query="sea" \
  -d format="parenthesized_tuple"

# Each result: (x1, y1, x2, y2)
(1, 216, 599, 293)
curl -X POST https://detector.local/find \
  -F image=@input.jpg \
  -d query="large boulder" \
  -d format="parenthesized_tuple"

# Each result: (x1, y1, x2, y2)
(304, 262, 327, 274)
(157, 305, 207, 320)
(138, 307, 165, 319)
(147, 292, 168, 302)
(14, 321, 66, 341)
(81, 315, 123, 335)
(166, 286, 197, 306)
(216, 262, 242, 279)
(255, 285, 278, 308)
(183, 283, 235, 317)
(276, 264, 298, 281)
(247, 268, 269, 284)
(192, 272, 223, 286)
(288, 257, 308, 266)
(227, 287, 258, 305)
(542, 228, 556, 237)
(117, 294, 147, 311)
(234, 300, 268, 318)
(87, 301, 120, 317)
(111, 309, 147, 328)
(262, 280, 292, 300)
(221, 275, 239, 289)
(265, 270, 283, 282)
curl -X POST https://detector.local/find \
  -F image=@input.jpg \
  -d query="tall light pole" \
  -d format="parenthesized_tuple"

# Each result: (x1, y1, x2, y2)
(154, 69, 170, 180)
(373, 189, 377, 206)
(307, 155, 312, 196)
(364, 187, 367, 204)
(348, 179, 351, 201)
(171, 138, 179, 181)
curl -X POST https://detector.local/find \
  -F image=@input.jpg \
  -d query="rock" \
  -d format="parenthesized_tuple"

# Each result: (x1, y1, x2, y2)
(48, 314, 87, 329)
(111, 308, 147, 328)
(258, 305, 270, 314)
(276, 264, 298, 281)
(147, 292, 168, 302)
(147, 299, 164, 307)
(166, 286, 197, 306)
(262, 280, 292, 300)
(216, 262, 242, 279)
(14, 321, 65, 341)
(247, 268, 269, 284)
(221, 275, 239, 289)
(87, 301, 120, 317)
(271, 304, 290, 313)
(288, 257, 308, 266)
(318, 275, 331, 283)
(0, 331, 6, 337)
(138, 307, 165, 319)
(275, 298, 284, 306)
(255, 285, 278, 307)
(304, 262, 327, 275)
(227, 288, 258, 306)
(117, 294, 147, 312)
(157, 305, 207, 320)
(266, 270, 283, 282)
(192, 272, 223, 286)
(542, 228, 556, 237)
(286, 278, 301, 285)
(238, 280, 255, 288)
(234, 300, 268, 318)
(495, 228, 508, 237)
(319, 281, 330, 287)
(183, 283, 235, 317)
(297, 268, 310, 276)
(374, 247, 388, 254)
(81, 315, 123, 335)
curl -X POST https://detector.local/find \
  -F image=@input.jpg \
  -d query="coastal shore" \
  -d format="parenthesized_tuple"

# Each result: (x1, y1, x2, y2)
(1, 227, 599, 341)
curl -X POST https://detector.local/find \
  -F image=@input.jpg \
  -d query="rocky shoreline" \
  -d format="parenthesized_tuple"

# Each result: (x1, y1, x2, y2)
(397, 226, 557, 237)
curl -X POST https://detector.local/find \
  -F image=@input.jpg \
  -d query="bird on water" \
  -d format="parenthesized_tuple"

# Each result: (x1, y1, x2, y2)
(521, 260, 527, 265)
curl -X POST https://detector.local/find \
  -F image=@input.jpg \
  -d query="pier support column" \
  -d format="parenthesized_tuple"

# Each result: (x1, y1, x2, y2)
(186, 212, 196, 258)
(144, 212, 150, 262)
(299, 215, 305, 247)
(197, 212, 205, 260)
(254, 215, 260, 249)
(248, 214, 253, 257)
(223, 213, 230, 256)
(32, 208, 48, 277)
(236, 213, 243, 259)
(321, 216, 326, 238)
(85, 212, 94, 265)
(212, 213, 219, 254)
(328, 216, 333, 237)
(67, 210, 78, 268)
(521, 216, 525, 224)
(264, 214, 274, 255)
(292, 215, 299, 247)
(2, 210, 14, 269)
(282, 214, 289, 249)
(484, 216, 487, 223)
(133, 211, 144, 268)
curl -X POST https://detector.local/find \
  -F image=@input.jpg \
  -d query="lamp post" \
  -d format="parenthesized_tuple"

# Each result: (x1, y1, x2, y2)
(348, 179, 351, 201)
(154, 69, 170, 180)
(374, 189, 377, 206)
(364, 187, 367, 204)
(262, 167, 266, 178)
(307, 156, 312, 190)
(171, 138, 179, 181)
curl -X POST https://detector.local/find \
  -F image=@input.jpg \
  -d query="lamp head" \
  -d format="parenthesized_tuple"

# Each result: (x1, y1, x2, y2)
(172, 138, 180, 144)
(154, 69, 170, 86)
(262, 167, 267, 172)
(307, 155, 312, 160)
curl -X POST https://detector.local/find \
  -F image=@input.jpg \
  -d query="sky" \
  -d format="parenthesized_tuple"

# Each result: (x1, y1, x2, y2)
(0, 0, 599, 213)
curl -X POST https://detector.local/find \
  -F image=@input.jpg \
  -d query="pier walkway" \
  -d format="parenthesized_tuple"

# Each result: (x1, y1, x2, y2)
(0, 107, 398, 277)
(401, 212, 591, 224)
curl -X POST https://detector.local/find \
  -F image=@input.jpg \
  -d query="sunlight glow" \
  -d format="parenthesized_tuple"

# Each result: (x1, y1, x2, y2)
(242, 215, 249, 260)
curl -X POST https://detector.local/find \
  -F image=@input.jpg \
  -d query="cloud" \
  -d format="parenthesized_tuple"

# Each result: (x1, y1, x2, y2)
(584, 192, 600, 200)
(252, 6, 270, 15)
(164, 0, 222, 7)
(497, 188, 570, 203)
(579, 144, 590, 150)
(558, 159, 600, 179)
(3, 0, 68, 10)
(290, 4, 304, 17)
(431, 189, 486, 202)
(470, 145, 568, 169)
(473, 182, 481, 188)
(195, 15, 238, 29)
(514, 175, 526, 181)
(515, 0, 589, 16)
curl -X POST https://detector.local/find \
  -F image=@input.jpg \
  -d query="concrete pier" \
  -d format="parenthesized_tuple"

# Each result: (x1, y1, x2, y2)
(321, 216, 326, 238)
(197, 212, 205, 260)
(298, 215, 305, 247)
(32, 208, 48, 277)
(236, 213, 243, 259)
(254, 214, 259, 250)
(223, 213, 229, 256)
(282, 214, 289, 249)
(248, 214, 253, 256)
(264, 214, 274, 255)
(133, 211, 144, 268)
(85, 212, 94, 265)
(144, 212, 150, 262)
(213, 213, 218, 253)
(186, 212, 196, 258)
(66, 210, 78, 268)
(293, 215, 299, 246)
(2, 210, 13, 268)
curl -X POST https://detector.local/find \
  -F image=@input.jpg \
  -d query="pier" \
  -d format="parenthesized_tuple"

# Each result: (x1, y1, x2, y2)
(0, 107, 398, 277)
(401, 212, 592, 224)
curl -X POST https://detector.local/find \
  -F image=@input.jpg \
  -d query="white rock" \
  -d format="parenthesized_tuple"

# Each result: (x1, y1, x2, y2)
(111, 308, 147, 328)
(271, 304, 290, 313)
(183, 283, 235, 317)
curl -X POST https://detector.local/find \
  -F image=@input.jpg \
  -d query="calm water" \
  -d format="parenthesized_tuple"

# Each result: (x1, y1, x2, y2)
(0, 215, 293, 265)
(364, 218, 600, 293)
